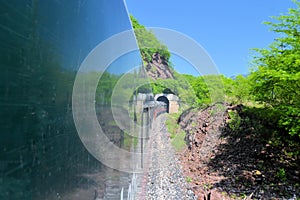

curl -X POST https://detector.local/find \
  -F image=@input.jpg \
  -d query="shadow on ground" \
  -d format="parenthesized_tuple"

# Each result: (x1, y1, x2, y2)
(208, 105, 300, 199)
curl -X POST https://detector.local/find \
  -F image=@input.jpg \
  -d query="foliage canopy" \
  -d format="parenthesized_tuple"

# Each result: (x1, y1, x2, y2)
(130, 15, 171, 62)
(249, 1, 300, 137)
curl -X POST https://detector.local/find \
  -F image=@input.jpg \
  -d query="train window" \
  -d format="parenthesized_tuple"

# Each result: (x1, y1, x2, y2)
(0, 0, 144, 199)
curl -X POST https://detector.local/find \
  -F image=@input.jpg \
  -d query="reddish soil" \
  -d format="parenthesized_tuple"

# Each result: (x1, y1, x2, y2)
(177, 103, 300, 200)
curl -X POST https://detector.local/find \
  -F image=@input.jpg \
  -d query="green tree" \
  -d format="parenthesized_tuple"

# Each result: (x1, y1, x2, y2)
(130, 15, 171, 62)
(250, 0, 300, 137)
(192, 76, 211, 105)
(222, 75, 253, 104)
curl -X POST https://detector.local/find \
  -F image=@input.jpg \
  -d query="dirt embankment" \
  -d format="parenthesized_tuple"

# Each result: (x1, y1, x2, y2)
(177, 103, 299, 200)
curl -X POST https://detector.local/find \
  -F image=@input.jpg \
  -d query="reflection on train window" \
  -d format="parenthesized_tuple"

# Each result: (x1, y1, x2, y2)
(0, 0, 143, 199)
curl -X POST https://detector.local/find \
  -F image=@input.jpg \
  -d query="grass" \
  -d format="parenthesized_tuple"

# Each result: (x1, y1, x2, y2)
(186, 176, 192, 183)
(166, 113, 180, 138)
(108, 120, 118, 126)
(166, 113, 187, 151)
(209, 109, 217, 116)
(190, 121, 197, 129)
(122, 132, 138, 150)
(227, 110, 241, 132)
(171, 130, 186, 151)
(276, 168, 287, 182)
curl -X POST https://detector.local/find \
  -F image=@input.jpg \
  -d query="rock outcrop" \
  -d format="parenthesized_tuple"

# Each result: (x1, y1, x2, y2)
(145, 53, 174, 80)
(177, 103, 300, 199)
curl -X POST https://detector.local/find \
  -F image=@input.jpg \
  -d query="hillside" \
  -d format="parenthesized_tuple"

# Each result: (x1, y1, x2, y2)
(130, 15, 174, 80)
(177, 103, 299, 199)
(145, 52, 174, 80)
(129, 3, 300, 199)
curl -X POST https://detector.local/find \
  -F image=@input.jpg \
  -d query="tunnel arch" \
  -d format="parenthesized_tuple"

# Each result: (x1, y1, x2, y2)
(154, 93, 180, 113)
(157, 96, 169, 113)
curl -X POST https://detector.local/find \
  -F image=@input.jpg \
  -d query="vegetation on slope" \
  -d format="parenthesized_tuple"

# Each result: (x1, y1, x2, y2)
(162, 1, 300, 198)
(130, 1, 300, 160)
(248, 2, 300, 137)
(130, 15, 171, 63)
(182, 0, 300, 138)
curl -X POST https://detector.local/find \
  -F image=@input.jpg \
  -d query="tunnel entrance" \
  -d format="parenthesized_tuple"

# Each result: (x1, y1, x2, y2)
(157, 96, 169, 113)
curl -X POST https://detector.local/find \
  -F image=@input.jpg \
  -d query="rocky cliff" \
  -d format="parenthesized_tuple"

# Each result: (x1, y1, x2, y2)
(144, 52, 174, 80)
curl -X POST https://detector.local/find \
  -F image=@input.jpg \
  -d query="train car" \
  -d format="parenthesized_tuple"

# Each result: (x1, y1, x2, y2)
(0, 0, 142, 199)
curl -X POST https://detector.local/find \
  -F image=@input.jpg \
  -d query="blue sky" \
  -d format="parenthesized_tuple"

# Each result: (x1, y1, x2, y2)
(125, 0, 297, 77)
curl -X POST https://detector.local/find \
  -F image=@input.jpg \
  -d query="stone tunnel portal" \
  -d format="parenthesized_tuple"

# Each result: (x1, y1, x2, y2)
(157, 96, 169, 113)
